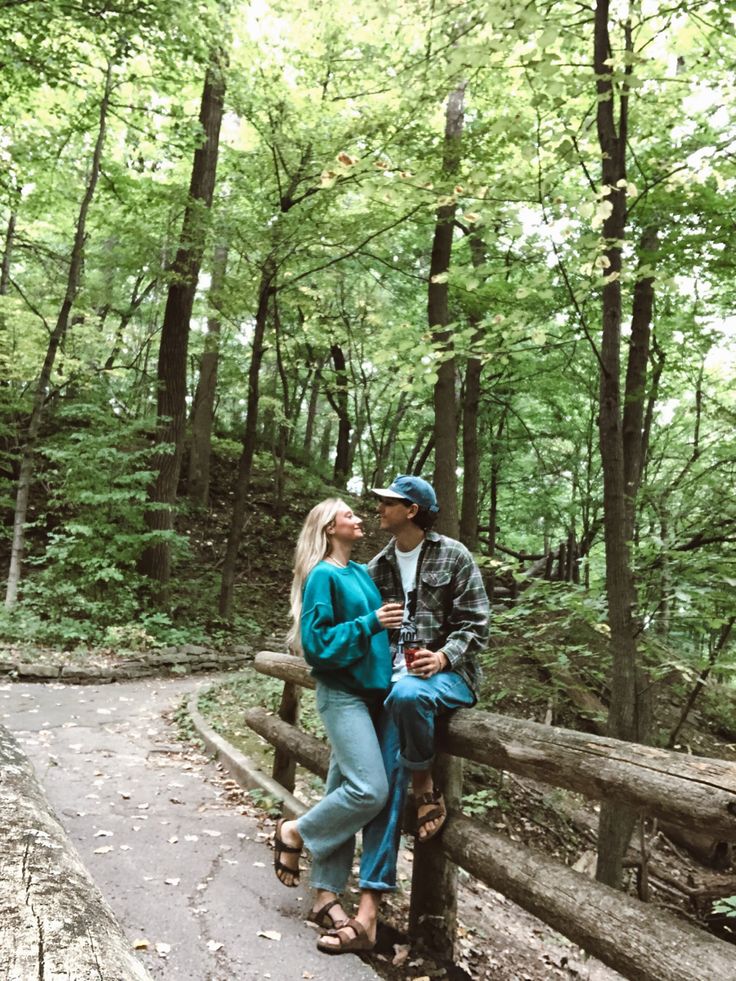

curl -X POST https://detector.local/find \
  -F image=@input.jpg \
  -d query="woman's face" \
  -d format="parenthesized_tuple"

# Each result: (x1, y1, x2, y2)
(328, 507, 364, 544)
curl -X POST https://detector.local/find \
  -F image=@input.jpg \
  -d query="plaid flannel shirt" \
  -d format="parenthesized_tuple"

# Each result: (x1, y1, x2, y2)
(367, 531, 490, 698)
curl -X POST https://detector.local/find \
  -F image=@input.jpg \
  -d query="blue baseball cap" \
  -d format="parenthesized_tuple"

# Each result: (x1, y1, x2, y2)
(371, 475, 440, 513)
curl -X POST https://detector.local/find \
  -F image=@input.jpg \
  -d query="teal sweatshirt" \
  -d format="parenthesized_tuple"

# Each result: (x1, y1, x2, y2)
(300, 560, 391, 694)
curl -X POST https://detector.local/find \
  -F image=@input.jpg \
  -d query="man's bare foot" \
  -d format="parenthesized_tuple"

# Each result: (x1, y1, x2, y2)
(416, 791, 446, 840)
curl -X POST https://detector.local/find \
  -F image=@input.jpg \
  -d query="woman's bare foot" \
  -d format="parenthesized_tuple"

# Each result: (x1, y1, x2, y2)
(274, 819, 302, 887)
(317, 889, 379, 951)
(309, 891, 349, 930)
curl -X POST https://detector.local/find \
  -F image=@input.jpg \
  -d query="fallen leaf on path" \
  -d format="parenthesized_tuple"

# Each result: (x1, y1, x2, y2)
(168, 836, 178, 843)
(184, 834, 199, 841)
(132, 939, 149, 950)
(206, 940, 223, 951)
(392, 944, 410, 966)
(119, 845, 132, 851)
(155, 942, 171, 957)
(257, 930, 282, 942)
(94, 829, 113, 837)
(164, 878, 180, 886)
(302, 973, 314, 979)
(252, 861, 265, 867)
(93, 846, 114, 854)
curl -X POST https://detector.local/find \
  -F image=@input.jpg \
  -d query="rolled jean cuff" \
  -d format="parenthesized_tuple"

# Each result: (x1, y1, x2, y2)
(358, 878, 396, 892)
(310, 877, 345, 894)
(399, 751, 434, 771)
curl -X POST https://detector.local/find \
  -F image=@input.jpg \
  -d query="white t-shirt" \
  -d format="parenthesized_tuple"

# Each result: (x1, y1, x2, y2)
(392, 541, 422, 681)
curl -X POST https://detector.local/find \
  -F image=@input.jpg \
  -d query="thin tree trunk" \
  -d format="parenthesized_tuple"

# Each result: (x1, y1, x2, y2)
(5, 61, 114, 609)
(218, 263, 274, 618)
(139, 56, 225, 586)
(459, 356, 481, 548)
(303, 364, 321, 454)
(593, 3, 643, 888)
(188, 242, 228, 507)
(667, 618, 734, 749)
(459, 232, 486, 549)
(103, 275, 157, 371)
(1, 209, 15, 295)
(328, 343, 351, 487)
(430, 83, 466, 538)
(622, 226, 659, 533)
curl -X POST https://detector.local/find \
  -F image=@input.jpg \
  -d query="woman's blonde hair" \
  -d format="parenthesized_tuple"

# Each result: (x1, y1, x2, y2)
(287, 498, 348, 652)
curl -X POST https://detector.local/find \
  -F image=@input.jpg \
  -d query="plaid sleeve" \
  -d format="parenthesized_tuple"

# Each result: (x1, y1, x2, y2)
(436, 541, 490, 668)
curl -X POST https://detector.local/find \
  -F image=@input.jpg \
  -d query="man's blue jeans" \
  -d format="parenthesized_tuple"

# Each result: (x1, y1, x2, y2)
(359, 670, 474, 891)
(296, 682, 389, 895)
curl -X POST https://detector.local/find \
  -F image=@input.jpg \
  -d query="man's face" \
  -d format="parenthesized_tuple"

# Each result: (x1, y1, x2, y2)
(375, 496, 416, 533)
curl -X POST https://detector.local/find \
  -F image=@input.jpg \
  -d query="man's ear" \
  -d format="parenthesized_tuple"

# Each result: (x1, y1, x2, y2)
(407, 503, 419, 519)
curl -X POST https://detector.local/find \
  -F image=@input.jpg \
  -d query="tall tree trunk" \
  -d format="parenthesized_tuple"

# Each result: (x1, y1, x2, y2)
(5, 60, 114, 609)
(430, 83, 466, 538)
(188, 242, 228, 507)
(218, 263, 274, 618)
(139, 57, 225, 586)
(593, 3, 644, 888)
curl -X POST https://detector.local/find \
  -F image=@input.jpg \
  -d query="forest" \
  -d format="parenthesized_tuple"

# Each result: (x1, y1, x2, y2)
(1, 0, 735, 922)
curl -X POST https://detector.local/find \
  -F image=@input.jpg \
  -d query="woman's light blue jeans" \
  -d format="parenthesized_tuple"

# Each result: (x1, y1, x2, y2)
(359, 670, 474, 891)
(296, 682, 389, 895)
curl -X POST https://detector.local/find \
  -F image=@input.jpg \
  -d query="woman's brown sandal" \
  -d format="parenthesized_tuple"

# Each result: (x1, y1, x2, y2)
(307, 898, 349, 932)
(273, 818, 302, 887)
(414, 788, 447, 842)
(316, 918, 375, 954)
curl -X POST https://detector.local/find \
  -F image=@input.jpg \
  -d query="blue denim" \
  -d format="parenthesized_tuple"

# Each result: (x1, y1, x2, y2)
(359, 671, 474, 891)
(296, 682, 389, 895)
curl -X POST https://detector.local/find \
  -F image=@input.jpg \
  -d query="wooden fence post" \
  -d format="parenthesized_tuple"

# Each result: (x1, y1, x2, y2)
(272, 681, 299, 792)
(408, 753, 462, 959)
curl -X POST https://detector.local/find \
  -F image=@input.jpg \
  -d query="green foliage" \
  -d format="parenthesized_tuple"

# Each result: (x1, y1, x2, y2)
(712, 896, 736, 919)
(6, 400, 186, 647)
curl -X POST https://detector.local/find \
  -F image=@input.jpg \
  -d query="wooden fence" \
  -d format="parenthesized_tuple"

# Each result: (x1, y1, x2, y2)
(246, 652, 736, 981)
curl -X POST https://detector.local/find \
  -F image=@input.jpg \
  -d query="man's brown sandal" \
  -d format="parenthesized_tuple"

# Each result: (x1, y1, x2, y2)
(273, 818, 302, 887)
(316, 918, 375, 954)
(307, 898, 349, 932)
(414, 788, 447, 842)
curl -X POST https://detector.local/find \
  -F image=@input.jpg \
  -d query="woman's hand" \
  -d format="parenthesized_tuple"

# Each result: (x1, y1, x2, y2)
(376, 602, 404, 629)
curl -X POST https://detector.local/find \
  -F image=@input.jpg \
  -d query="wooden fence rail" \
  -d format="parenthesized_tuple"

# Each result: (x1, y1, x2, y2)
(247, 652, 736, 981)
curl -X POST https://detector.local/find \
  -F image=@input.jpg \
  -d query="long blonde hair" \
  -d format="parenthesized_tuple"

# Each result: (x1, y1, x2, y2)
(287, 498, 348, 652)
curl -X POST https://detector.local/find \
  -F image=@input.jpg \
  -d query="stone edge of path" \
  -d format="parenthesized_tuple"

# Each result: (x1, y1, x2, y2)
(0, 722, 152, 981)
(186, 674, 307, 820)
(0, 644, 253, 684)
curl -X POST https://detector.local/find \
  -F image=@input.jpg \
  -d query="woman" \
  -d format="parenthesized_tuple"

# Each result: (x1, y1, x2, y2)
(273, 498, 403, 954)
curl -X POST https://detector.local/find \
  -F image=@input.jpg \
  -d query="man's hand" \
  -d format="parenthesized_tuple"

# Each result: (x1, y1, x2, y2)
(408, 648, 448, 678)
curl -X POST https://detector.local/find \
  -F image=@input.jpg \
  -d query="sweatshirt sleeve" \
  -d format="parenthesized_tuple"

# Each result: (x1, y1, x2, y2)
(300, 569, 383, 670)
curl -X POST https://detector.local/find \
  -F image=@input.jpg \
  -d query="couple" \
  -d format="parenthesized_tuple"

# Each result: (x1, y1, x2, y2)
(273, 476, 490, 955)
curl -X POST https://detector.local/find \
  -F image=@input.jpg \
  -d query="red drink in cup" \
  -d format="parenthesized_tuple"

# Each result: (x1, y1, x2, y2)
(404, 642, 422, 668)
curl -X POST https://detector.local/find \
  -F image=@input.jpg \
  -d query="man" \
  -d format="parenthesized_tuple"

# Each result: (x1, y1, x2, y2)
(317, 474, 490, 954)
(368, 474, 490, 839)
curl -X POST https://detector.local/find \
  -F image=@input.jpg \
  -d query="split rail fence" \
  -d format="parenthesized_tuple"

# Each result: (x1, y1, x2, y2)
(246, 651, 736, 981)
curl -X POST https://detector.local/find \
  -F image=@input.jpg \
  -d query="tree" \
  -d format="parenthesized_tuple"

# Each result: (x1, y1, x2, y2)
(139, 52, 226, 587)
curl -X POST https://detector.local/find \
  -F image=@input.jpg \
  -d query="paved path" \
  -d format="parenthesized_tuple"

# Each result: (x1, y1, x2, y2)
(2, 676, 379, 981)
